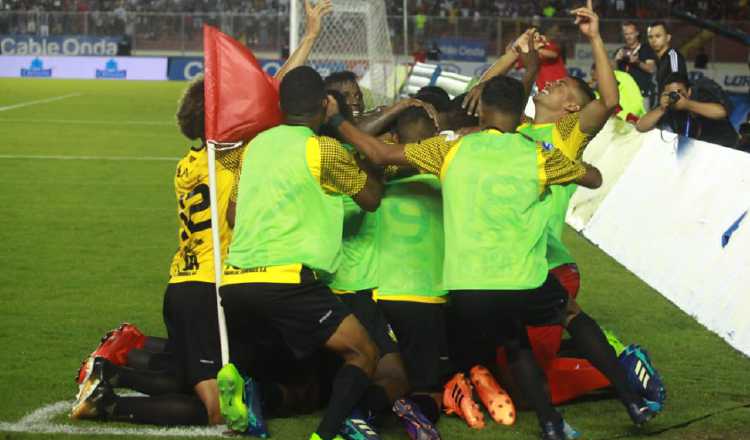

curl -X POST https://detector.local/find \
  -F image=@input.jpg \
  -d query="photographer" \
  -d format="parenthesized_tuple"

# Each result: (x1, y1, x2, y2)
(614, 21, 657, 104)
(636, 74, 739, 148)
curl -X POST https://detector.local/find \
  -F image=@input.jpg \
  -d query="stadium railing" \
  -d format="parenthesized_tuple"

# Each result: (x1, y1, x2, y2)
(1, 11, 749, 63)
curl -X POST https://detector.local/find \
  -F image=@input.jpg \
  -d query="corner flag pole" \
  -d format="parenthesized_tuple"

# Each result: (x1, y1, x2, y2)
(207, 140, 231, 366)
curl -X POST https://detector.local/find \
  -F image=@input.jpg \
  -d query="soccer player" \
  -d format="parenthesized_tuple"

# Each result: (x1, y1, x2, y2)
(219, 66, 385, 440)
(465, 1, 665, 422)
(328, 72, 602, 439)
(375, 106, 447, 440)
(71, 0, 335, 427)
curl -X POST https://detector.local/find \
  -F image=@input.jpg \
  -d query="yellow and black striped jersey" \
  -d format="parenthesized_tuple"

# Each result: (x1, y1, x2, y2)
(169, 145, 244, 284)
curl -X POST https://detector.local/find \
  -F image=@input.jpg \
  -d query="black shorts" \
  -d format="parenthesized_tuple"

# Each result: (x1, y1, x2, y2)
(449, 274, 568, 370)
(379, 300, 452, 392)
(339, 290, 399, 357)
(163, 281, 222, 388)
(220, 271, 351, 360)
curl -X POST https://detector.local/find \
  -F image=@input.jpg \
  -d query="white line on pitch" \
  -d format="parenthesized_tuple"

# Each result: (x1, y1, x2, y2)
(0, 154, 180, 161)
(0, 400, 226, 437)
(0, 118, 173, 126)
(0, 93, 82, 112)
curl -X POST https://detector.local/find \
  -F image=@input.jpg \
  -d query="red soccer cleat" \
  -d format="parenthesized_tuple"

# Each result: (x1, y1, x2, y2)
(76, 323, 146, 384)
(443, 372, 485, 429)
(469, 365, 516, 426)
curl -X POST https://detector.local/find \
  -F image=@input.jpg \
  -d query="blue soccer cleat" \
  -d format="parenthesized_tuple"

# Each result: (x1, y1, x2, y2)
(619, 344, 666, 407)
(340, 410, 380, 440)
(244, 376, 269, 438)
(393, 398, 441, 440)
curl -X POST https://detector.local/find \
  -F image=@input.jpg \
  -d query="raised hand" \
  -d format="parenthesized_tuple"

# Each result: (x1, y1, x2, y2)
(571, 0, 600, 39)
(305, 0, 333, 37)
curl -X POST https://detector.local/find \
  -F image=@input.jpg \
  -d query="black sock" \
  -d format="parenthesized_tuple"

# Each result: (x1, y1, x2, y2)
(106, 361, 182, 395)
(260, 381, 285, 415)
(567, 312, 640, 405)
(508, 347, 561, 427)
(143, 336, 169, 353)
(409, 394, 440, 424)
(316, 364, 371, 440)
(359, 384, 391, 414)
(109, 394, 208, 426)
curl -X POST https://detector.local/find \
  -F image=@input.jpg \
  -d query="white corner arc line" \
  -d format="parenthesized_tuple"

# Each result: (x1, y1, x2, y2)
(0, 118, 173, 126)
(0, 155, 180, 161)
(0, 93, 82, 112)
(0, 400, 227, 437)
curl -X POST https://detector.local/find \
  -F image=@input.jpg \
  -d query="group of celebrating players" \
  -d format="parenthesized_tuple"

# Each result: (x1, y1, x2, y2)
(70, 1, 666, 439)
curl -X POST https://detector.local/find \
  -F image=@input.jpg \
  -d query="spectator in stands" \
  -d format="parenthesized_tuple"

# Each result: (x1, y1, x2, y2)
(614, 21, 657, 106)
(427, 41, 441, 61)
(647, 21, 688, 95)
(636, 74, 739, 148)
(694, 46, 709, 69)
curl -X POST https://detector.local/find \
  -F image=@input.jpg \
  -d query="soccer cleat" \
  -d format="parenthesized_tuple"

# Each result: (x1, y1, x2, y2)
(70, 359, 113, 420)
(310, 435, 345, 440)
(393, 398, 441, 440)
(603, 328, 626, 357)
(540, 420, 566, 440)
(442, 372, 485, 429)
(217, 363, 249, 433)
(340, 415, 380, 440)
(469, 365, 515, 425)
(619, 344, 666, 406)
(76, 322, 146, 384)
(562, 420, 581, 439)
(243, 376, 269, 438)
(626, 400, 659, 427)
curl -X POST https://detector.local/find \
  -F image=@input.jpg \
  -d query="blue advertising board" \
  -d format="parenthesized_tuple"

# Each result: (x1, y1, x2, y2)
(0, 35, 123, 56)
(435, 38, 486, 62)
(166, 57, 332, 81)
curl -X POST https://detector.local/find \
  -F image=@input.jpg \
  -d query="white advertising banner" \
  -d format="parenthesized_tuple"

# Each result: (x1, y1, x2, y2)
(578, 130, 750, 356)
(0, 56, 167, 80)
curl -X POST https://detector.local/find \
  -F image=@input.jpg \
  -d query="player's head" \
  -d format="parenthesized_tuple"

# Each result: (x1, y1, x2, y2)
(319, 89, 354, 138)
(280, 66, 328, 129)
(324, 71, 365, 116)
(176, 77, 205, 142)
(621, 21, 640, 46)
(445, 93, 478, 131)
(479, 75, 525, 130)
(415, 86, 452, 129)
(395, 106, 438, 144)
(534, 76, 595, 114)
(647, 21, 671, 55)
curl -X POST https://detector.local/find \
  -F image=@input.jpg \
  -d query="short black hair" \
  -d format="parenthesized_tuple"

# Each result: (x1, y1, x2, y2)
(396, 106, 436, 143)
(480, 76, 526, 119)
(662, 72, 689, 88)
(415, 86, 452, 113)
(622, 20, 639, 29)
(280, 66, 326, 117)
(649, 21, 669, 34)
(570, 76, 597, 104)
(176, 77, 204, 141)
(319, 89, 354, 139)
(324, 70, 358, 89)
(445, 93, 478, 131)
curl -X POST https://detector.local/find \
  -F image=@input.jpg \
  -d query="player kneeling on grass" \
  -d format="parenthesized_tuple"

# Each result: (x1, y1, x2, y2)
(325, 72, 603, 440)
(219, 66, 392, 440)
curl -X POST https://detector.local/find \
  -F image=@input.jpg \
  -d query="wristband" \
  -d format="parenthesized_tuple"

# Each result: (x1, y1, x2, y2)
(329, 114, 345, 129)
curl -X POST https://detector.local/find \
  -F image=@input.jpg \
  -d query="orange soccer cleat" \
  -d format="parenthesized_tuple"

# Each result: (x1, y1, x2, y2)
(469, 365, 516, 426)
(443, 372, 485, 429)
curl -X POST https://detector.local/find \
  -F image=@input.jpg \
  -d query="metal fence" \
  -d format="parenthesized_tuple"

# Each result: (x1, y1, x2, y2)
(1, 11, 748, 62)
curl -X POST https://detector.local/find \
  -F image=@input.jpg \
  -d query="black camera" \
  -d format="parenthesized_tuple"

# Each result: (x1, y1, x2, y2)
(668, 91, 681, 104)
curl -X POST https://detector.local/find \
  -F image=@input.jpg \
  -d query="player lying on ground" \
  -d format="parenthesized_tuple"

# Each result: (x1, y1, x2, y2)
(70, 0, 334, 426)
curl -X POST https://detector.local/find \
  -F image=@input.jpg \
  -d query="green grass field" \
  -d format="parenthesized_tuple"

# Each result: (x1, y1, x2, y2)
(1, 78, 749, 440)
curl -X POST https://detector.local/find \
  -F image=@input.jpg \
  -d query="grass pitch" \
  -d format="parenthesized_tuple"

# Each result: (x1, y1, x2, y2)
(0, 78, 749, 440)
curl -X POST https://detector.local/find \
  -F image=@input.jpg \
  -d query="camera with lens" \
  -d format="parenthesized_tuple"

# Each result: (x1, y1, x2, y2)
(668, 91, 681, 104)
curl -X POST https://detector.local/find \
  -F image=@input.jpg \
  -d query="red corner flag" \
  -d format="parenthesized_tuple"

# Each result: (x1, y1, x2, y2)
(203, 24, 282, 143)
